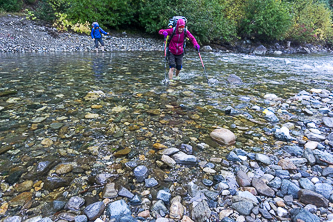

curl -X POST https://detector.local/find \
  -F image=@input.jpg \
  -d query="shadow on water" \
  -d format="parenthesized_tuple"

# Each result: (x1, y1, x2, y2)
(0, 51, 332, 215)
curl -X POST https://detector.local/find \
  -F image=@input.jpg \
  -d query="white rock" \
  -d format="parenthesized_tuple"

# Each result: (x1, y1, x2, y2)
(310, 88, 322, 94)
(277, 207, 288, 217)
(304, 141, 318, 150)
(311, 177, 320, 184)
(264, 94, 278, 100)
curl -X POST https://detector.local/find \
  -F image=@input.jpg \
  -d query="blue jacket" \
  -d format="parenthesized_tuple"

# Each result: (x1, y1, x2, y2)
(91, 25, 107, 39)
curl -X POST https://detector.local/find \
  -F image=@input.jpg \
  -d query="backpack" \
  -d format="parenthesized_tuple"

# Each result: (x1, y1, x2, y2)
(166, 16, 188, 54)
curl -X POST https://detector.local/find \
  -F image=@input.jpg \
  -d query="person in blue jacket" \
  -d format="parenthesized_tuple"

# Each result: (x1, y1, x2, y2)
(91, 23, 109, 52)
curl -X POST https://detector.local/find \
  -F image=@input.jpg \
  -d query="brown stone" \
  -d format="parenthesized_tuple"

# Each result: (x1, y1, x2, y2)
(278, 159, 297, 170)
(252, 178, 275, 197)
(210, 128, 236, 145)
(113, 147, 131, 157)
(298, 189, 329, 207)
(9, 192, 32, 207)
(236, 171, 251, 187)
(55, 164, 73, 174)
(15, 180, 33, 192)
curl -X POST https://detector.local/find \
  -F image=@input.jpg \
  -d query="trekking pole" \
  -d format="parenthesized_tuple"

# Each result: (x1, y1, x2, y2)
(197, 49, 209, 82)
(163, 36, 169, 84)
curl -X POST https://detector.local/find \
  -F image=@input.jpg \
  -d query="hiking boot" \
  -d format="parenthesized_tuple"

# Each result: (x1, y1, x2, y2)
(174, 76, 180, 80)
(94, 48, 98, 52)
(101, 46, 105, 51)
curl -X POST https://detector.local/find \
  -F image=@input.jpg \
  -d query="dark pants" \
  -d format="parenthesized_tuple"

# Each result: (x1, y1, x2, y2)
(94, 38, 104, 48)
(168, 52, 183, 70)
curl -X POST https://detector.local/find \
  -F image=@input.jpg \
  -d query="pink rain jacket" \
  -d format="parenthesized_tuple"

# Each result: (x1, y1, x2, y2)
(159, 19, 198, 55)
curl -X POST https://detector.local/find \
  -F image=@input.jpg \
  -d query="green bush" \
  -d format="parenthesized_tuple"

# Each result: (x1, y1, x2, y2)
(138, 0, 237, 44)
(35, 0, 69, 22)
(0, 0, 23, 12)
(238, 0, 291, 41)
(285, 0, 333, 43)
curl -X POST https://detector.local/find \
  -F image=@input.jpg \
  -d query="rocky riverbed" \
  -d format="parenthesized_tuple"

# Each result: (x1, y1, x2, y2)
(1, 13, 333, 222)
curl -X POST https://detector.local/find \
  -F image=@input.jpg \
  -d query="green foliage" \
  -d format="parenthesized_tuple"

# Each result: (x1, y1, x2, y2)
(62, 0, 137, 29)
(138, 0, 237, 43)
(24, 8, 36, 20)
(35, 0, 69, 22)
(24, 0, 36, 4)
(285, 0, 333, 43)
(0, 0, 23, 12)
(238, 0, 291, 41)
(53, 12, 91, 34)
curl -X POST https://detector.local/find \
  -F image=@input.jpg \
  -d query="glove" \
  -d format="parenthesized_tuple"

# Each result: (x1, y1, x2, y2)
(163, 31, 168, 38)
(195, 44, 200, 51)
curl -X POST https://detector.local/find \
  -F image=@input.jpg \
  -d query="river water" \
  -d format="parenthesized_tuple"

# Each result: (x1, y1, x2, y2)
(0, 51, 332, 217)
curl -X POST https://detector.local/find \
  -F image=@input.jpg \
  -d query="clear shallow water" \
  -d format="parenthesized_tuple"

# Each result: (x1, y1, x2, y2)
(1, 51, 332, 144)
(0, 51, 332, 184)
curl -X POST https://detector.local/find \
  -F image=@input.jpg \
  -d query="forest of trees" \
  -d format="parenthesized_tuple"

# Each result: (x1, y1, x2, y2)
(1, 0, 333, 45)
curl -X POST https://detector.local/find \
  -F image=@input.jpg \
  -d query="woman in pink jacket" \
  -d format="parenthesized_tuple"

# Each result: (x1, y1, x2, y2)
(159, 19, 200, 81)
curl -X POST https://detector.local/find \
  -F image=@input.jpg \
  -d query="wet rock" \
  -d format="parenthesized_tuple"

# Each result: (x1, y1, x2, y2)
(252, 178, 275, 197)
(323, 117, 333, 128)
(278, 159, 297, 170)
(161, 154, 176, 167)
(43, 176, 72, 190)
(134, 165, 148, 182)
(105, 200, 132, 220)
(298, 189, 329, 207)
(180, 144, 193, 154)
(55, 163, 73, 174)
(283, 145, 303, 156)
(24, 158, 60, 180)
(65, 196, 85, 211)
(322, 166, 333, 176)
(236, 171, 251, 187)
(83, 201, 105, 221)
(290, 208, 320, 222)
(57, 212, 76, 221)
(103, 183, 118, 199)
(253, 45, 267, 55)
(259, 207, 273, 219)
(9, 192, 33, 207)
(5, 169, 26, 185)
(191, 200, 211, 222)
(299, 178, 315, 191)
(227, 74, 243, 84)
(157, 190, 171, 204)
(169, 196, 184, 220)
(315, 183, 332, 199)
(255, 153, 271, 165)
(151, 200, 168, 217)
(172, 152, 197, 165)
(74, 215, 88, 222)
(15, 180, 33, 192)
(280, 179, 300, 198)
(210, 128, 236, 145)
(3, 216, 22, 222)
(145, 178, 158, 188)
(118, 186, 134, 199)
(231, 199, 254, 215)
(95, 173, 118, 185)
(129, 194, 142, 205)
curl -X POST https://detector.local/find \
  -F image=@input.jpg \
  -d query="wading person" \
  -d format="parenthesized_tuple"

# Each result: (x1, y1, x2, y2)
(159, 18, 200, 81)
(91, 23, 109, 52)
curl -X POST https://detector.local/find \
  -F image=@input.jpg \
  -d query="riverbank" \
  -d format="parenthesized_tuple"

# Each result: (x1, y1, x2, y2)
(1, 14, 332, 54)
